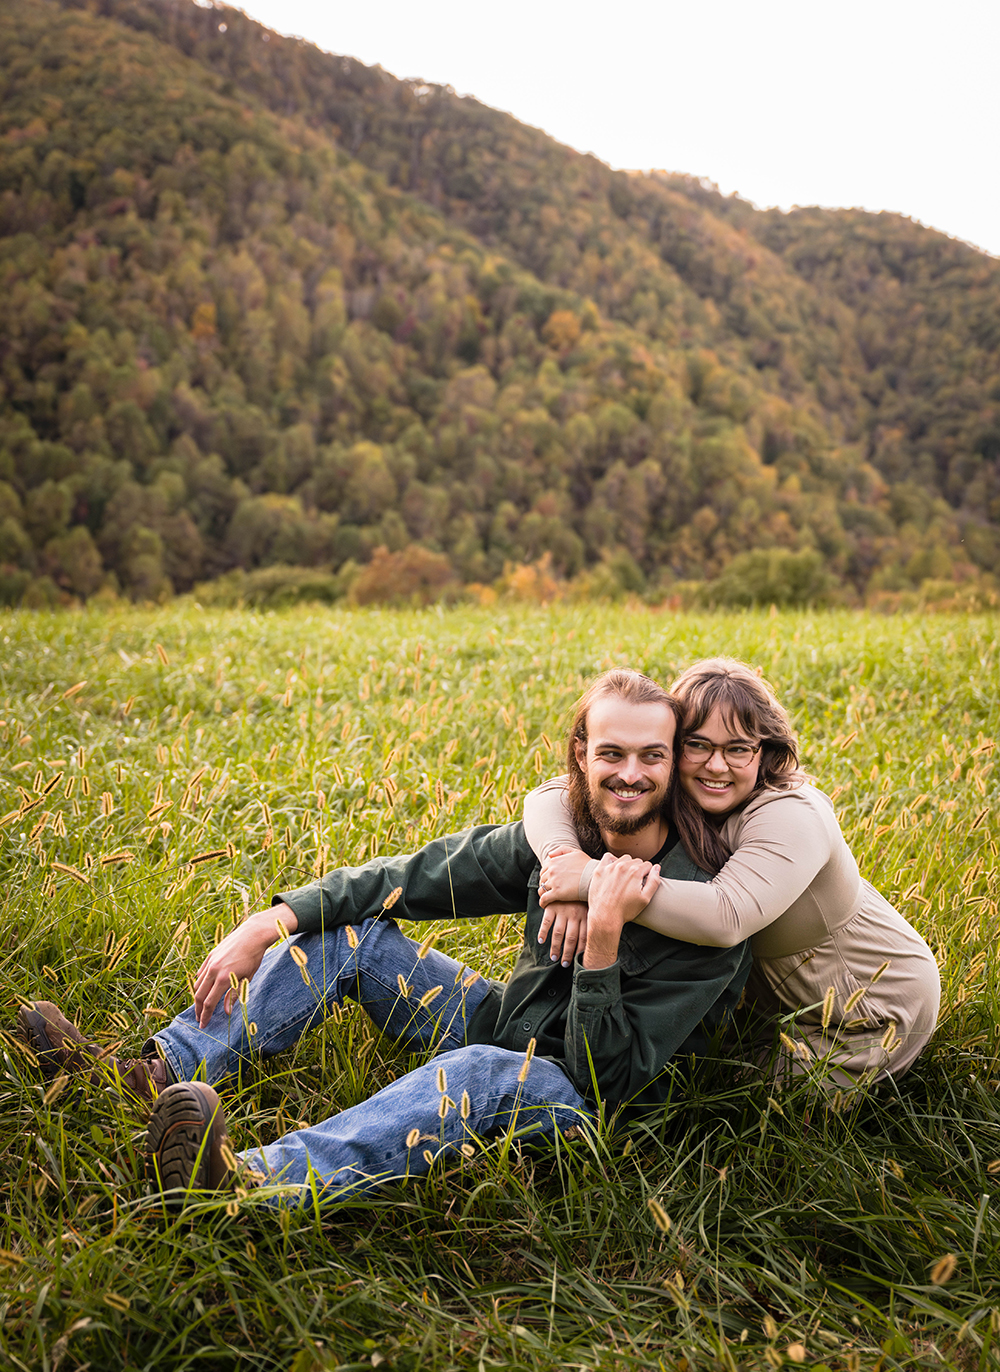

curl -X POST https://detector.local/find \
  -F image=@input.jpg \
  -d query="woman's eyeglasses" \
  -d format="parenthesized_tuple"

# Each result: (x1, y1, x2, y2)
(681, 738, 761, 768)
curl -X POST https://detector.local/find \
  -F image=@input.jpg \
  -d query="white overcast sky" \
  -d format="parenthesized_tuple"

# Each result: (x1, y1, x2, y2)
(235, 0, 999, 258)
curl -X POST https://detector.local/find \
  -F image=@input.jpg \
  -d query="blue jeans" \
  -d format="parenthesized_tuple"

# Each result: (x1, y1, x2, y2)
(154, 918, 591, 1206)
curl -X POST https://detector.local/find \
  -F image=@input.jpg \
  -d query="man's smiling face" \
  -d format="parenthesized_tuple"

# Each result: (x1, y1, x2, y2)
(574, 696, 675, 837)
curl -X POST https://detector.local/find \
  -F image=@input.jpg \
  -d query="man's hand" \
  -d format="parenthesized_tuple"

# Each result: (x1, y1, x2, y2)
(538, 847, 592, 906)
(193, 902, 299, 1028)
(537, 900, 588, 965)
(582, 854, 660, 970)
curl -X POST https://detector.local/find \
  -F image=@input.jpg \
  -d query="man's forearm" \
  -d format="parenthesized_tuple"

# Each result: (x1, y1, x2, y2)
(582, 912, 622, 969)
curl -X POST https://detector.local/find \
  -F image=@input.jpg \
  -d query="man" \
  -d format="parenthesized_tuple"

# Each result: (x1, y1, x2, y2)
(21, 669, 751, 1207)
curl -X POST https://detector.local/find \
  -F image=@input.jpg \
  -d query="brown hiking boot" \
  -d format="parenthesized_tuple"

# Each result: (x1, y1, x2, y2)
(145, 1081, 235, 1195)
(17, 999, 173, 1103)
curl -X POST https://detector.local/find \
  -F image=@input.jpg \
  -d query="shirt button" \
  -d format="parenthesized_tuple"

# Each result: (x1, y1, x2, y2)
(547, 988, 557, 997)
(521, 1020, 531, 1031)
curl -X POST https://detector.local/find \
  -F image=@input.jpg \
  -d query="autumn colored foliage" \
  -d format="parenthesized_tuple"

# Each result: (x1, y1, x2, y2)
(0, 0, 998, 607)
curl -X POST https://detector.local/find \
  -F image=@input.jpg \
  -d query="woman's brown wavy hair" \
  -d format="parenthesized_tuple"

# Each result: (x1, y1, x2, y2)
(670, 657, 805, 875)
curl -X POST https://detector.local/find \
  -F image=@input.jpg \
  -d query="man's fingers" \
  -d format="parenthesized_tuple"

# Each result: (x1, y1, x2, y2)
(538, 908, 556, 942)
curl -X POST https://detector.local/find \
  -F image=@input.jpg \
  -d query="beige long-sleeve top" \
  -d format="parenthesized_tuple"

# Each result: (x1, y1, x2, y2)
(523, 777, 941, 1082)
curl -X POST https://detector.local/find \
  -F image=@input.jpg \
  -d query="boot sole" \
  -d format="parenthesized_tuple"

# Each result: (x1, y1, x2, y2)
(146, 1082, 230, 1194)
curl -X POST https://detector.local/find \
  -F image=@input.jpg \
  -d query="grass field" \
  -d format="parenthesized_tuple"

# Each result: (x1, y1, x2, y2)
(0, 603, 998, 1372)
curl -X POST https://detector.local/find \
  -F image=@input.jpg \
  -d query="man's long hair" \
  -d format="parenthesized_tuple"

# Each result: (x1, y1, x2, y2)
(566, 670, 681, 857)
(670, 657, 805, 874)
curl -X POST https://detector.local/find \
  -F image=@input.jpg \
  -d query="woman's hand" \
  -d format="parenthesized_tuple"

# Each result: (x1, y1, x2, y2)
(193, 903, 298, 1027)
(537, 901, 588, 966)
(589, 853, 661, 925)
(538, 848, 593, 906)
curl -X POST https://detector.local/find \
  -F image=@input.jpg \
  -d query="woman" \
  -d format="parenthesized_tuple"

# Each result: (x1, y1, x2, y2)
(523, 657, 941, 1091)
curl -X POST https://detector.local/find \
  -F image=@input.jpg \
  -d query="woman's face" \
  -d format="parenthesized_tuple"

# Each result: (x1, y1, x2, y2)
(678, 706, 761, 815)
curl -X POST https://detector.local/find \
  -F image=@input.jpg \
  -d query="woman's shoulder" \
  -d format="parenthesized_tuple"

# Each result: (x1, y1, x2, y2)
(721, 782, 837, 836)
(529, 774, 570, 794)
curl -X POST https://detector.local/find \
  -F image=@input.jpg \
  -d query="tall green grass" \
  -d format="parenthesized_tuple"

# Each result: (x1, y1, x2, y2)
(0, 603, 998, 1372)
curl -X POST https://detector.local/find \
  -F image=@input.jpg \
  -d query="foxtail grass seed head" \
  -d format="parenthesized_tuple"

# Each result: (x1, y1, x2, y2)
(417, 931, 439, 958)
(460, 1143, 475, 1158)
(786, 1344, 807, 1364)
(767, 1096, 786, 1117)
(397, 974, 410, 999)
(382, 885, 403, 911)
(155, 643, 169, 666)
(647, 1198, 671, 1232)
(275, 917, 290, 941)
(462, 970, 481, 989)
(930, 1253, 957, 1284)
(43, 1073, 69, 1106)
(289, 945, 308, 968)
(103, 1291, 131, 1313)
(422, 1149, 434, 1166)
(843, 987, 866, 1014)
(418, 985, 442, 1008)
(870, 959, 891, 985)
(229, 971, 240, 990)
(821, 986, 835, 1031)
(880, 1022, 898, 1052)
(763, 1314, 779, 1340)
(225, 1199, 240, 1218)
(986, 1160, 1000, 1175)
(461, 1090, 471, 1120)
(51, 862, 88, 885)
(779, 1031, 798, 1056)
(239, 978, 249, 1005)
(406, 1128, 420, 1148)
(101, 792, 114, 817)
(517, 1037, 536, 1083)
(220, 1142, 239, 1172)
(436, 1066, 447, 1093)
(438, 1095, 450, 1119)
(345, 925, 359, 949)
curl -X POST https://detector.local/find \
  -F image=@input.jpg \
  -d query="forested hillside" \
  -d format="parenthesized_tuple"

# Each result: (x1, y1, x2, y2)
(1, 0, 998, 606)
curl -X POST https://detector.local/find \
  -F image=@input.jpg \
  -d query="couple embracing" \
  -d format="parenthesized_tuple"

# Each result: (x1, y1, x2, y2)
(21, 658, 940, 1208)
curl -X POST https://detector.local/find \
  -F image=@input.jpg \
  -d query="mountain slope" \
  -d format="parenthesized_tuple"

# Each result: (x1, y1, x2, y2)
(0, 0, 996, 604)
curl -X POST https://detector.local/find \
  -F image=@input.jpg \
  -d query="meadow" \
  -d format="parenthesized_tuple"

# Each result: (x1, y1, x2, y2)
(0, 602, 998, 1372)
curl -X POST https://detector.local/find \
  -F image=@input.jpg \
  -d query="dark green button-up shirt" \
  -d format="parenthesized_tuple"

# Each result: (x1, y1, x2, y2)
(278, 821, 750, 1111)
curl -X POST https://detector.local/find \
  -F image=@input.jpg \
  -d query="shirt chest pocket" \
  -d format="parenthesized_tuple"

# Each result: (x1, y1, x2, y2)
(617, 926, 655, 976)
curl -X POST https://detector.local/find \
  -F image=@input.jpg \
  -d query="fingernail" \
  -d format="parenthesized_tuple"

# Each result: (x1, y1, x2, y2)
(538, 935, 545, 942)
(550, 953, 558, 961)
(562, 960, 570, 967)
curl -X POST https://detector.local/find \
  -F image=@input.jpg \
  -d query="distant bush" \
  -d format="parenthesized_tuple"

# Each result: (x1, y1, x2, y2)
(568, 549, 646, 601)
(699, 548, 833, 608)
(494, 554, 562, 603)
(867, 576, 1000, 614)
(193, 565, 348, 609)
(349, 545, 456, 607)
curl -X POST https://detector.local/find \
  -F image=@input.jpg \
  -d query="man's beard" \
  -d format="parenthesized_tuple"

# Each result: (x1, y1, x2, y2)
(567, 769, 668, 850)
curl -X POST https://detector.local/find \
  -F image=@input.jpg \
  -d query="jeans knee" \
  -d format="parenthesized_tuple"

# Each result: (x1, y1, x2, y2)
(437, 1044, 523, 1088)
